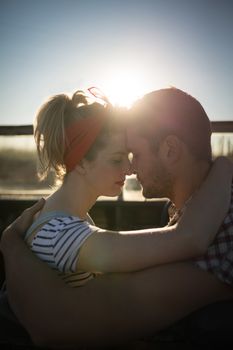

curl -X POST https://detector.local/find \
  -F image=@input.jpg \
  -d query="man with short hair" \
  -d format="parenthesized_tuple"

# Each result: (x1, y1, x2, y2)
(1, 88, 233, 348)
(128, 88, 233, 285)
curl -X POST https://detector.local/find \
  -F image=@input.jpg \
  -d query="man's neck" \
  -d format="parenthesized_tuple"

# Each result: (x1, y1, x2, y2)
(172, 159, 211, 210)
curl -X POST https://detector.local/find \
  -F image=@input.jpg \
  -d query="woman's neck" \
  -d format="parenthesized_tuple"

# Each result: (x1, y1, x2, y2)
(42, 176, 98, 220)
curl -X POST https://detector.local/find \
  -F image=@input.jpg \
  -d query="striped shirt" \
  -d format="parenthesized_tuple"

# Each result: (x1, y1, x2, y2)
(25, 213, 99, 287)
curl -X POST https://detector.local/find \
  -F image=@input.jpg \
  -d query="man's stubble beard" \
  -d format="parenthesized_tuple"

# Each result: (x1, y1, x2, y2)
(142, 162, 174, 200)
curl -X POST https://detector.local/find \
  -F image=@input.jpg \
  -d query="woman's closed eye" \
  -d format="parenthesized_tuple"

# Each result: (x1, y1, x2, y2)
(111, 158, 124, 164)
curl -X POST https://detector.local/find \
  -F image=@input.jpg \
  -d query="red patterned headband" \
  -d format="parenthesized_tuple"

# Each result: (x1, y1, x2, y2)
(64, 114, 106, 172)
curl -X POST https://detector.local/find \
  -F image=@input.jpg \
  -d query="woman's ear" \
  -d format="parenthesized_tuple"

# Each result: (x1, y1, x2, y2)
(74, 160, 87, 175)
(160, 135, 182, 164)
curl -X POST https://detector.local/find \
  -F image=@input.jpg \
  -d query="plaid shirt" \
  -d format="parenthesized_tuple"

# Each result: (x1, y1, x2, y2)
(168, 182, 233, 286)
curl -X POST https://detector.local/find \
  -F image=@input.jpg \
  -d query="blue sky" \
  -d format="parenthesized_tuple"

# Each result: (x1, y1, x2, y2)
(1, 0, 233, 124)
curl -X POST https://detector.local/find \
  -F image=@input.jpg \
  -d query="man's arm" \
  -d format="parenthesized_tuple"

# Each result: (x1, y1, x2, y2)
(2, 237, 233, 348)
(1, 201, 232, 348)
(0, 198, 45, 285)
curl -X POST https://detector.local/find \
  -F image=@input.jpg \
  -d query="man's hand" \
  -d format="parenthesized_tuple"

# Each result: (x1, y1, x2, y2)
(0, 198, 45, 252)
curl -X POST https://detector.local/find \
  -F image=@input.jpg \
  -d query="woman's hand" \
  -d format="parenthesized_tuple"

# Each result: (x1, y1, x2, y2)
(0, 198, 45, 254)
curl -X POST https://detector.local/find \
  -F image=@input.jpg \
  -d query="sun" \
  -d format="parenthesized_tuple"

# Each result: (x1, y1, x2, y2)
(103, 70, 147, 108)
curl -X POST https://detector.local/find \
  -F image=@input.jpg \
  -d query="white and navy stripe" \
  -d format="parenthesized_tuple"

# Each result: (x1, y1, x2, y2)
(27, 216, 98, 287)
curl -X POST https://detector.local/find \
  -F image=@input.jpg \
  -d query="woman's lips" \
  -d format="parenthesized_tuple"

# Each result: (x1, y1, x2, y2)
(115, 180, 125, 186)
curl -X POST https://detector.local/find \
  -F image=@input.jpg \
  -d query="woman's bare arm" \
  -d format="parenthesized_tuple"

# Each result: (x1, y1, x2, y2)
(77, 157, 232, 272)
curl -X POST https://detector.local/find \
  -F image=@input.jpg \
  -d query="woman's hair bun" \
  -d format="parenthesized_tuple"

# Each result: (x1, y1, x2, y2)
(71, 90, 88, 107)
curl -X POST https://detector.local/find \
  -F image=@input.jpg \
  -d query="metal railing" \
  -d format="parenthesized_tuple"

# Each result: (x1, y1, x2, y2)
(0, 121, 232, 232)
(0, 121, 233, 135)
(0, 125, 33, 135)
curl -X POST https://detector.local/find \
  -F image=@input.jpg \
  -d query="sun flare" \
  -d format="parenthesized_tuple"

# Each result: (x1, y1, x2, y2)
(104, 71, 147, 108)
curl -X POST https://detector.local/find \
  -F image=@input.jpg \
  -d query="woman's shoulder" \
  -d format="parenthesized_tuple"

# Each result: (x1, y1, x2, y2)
(49, 215, 87, 229)
(25, 212, 85, 241)
(26, 211, 98, 246)
(44, 214, 98, 236)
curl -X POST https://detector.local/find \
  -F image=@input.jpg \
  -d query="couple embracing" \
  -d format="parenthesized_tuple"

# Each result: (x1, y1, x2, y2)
(1, 87, 233, 347)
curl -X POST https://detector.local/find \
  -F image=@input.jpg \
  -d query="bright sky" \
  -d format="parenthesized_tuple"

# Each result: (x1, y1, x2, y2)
(1, 0, 233, 125)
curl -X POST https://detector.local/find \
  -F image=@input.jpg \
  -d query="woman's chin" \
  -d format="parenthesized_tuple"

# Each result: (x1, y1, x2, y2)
(104, 189, 122, 197)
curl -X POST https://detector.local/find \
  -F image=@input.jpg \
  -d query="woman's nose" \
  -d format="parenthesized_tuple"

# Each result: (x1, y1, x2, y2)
(124, 158, 133, 176)
(130, 156, 137, 175)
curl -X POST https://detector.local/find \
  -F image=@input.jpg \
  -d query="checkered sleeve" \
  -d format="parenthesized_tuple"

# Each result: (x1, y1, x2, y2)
(215, 249, 233, 285)
(194, 181, 233, 286)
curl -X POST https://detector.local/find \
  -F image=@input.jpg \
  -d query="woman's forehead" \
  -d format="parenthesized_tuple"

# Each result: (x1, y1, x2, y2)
(102, 133, 128, 154)
(126, 128, 150, 152)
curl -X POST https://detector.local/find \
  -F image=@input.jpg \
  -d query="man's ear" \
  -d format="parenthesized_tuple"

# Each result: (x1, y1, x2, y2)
(160, 135, 182, 164)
